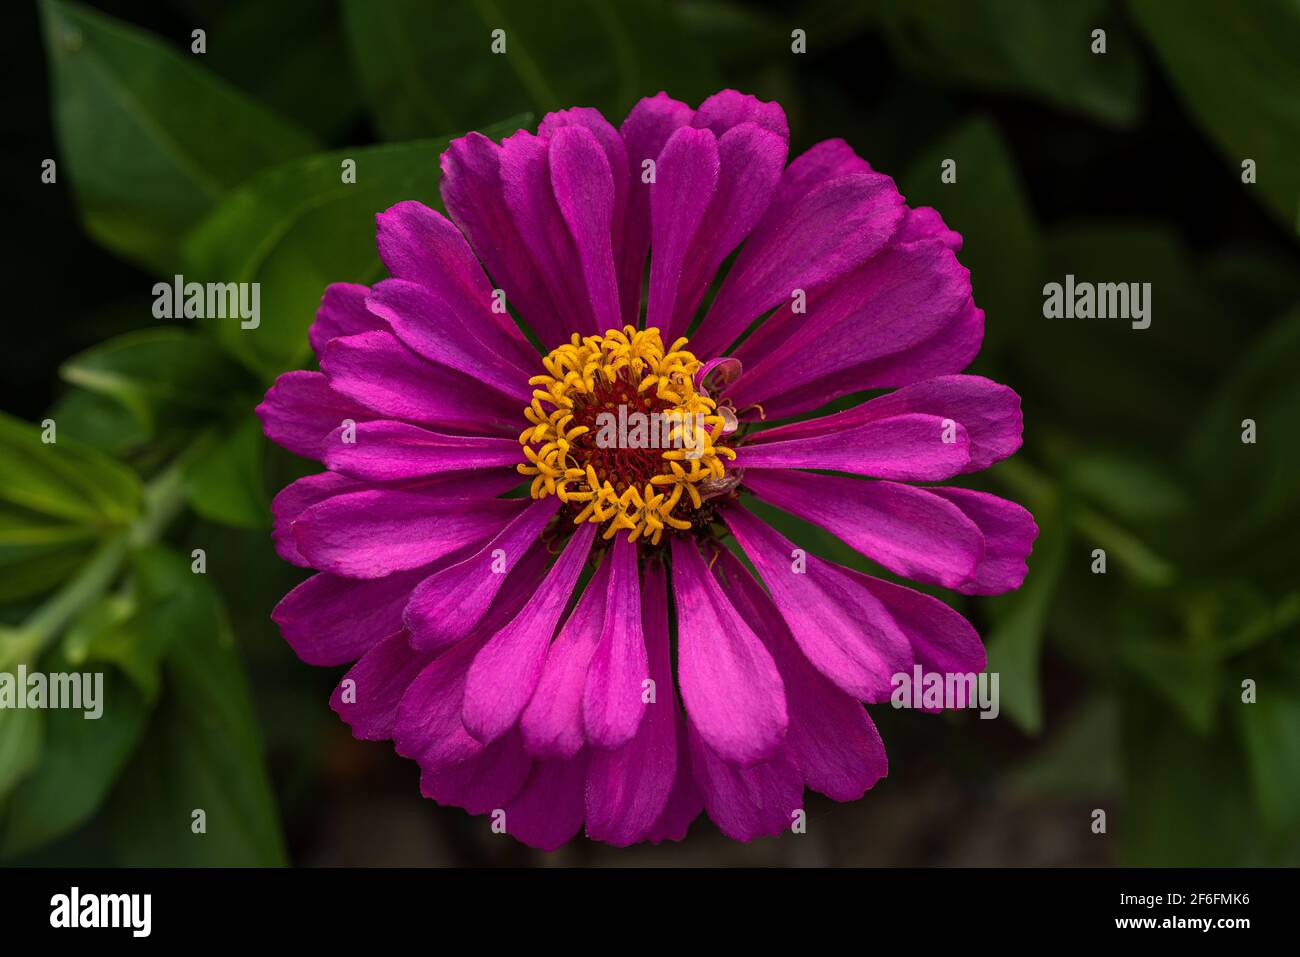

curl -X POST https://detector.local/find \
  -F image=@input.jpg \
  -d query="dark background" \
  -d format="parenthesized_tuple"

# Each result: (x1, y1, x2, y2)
(2, 0, 1298, 866)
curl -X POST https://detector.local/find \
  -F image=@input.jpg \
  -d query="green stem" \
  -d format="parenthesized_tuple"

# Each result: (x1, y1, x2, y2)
(0, 451, 193, 670)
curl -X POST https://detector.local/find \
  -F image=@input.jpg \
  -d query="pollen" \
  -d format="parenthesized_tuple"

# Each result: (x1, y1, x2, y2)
(517, 326, 735, 544)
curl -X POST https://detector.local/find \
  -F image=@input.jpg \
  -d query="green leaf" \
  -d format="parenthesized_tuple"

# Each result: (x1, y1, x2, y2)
(39, 0, 317, 271)
(342, 0, 720, 139)
(0, 544, 89, 605)
(0, 666, 150, 860)
(44, 389, 149, 457)
(60, 328, 256, 436)
(183, 117, 529, 379)
(984, 504, 1066, 734)
(106, 577, 287, 866)
(0, 411, 142, 526)
(1120, 638, 1220, 733)
(902, 116, 1040, 359)
(1128, 0, 1300, 229)
(0, 708, 44, 802)
(184, 420, 269, 530)
(1239, 678, 1300, 834)
(1008, 697, 1121, 799)
(1062, 452, 1190, 523)
(61, 547, 222, 701)
(876, 0, 1142, 125)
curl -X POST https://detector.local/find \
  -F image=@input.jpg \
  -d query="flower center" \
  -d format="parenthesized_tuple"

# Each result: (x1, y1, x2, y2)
(518, 326, 735, 544)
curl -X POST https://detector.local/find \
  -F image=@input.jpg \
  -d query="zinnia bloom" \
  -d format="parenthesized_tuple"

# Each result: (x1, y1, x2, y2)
(258, 90, 1036, 849)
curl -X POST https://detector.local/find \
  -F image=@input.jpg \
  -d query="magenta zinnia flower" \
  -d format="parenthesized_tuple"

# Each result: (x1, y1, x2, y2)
(258, 90, 1036, 849)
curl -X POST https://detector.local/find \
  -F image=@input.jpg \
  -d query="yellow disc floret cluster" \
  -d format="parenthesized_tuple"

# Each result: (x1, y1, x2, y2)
(518, 326, 735, 544)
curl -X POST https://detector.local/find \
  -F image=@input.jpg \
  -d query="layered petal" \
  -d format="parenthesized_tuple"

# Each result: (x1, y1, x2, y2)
(502, 753, 589, 851)
(550, 125, 623, 332)
(747, 375, 1022, 474)
(584, 559, 677, 845)
(419, 728, 532, 815)
(323, 420, 522, 482)
(688, 723, 802, 842)
(714, 549, 887, 800)
(404, 498, 559, 651)
(618, 93, 694, 324)
(461, 522, 598, 744)
(730, 240, 971, 408)
(308, 282, 388, 358)
(581, 534, 647, 749)
(733, 413, 971, 480)
(365, 278, 534, 400)
(928, 487, 1038, 595)
(272, 564, 440, 666)
(741, 470, 984, 589)
(256, 370, 375, 461)
(321, 330, 519, 436)
(374, 200, 536, 370)
(271, 471, 363, 566)
(519, 554, 613, 759)
(645, 126, 719, 333)
(292, 488, 525, 578)
(722, 504, 912, 702)
(691, 172, 905, 358)
(439, 131, 567, 346)
(330, 630, 433, 740)
(670, 535, 787, 767)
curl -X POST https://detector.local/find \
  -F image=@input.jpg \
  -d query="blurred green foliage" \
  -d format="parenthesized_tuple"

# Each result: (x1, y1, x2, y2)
(1, 0, 1297, 866)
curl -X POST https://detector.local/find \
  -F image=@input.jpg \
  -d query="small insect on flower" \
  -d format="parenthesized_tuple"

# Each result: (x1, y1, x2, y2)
(258, 90, 1036, 850)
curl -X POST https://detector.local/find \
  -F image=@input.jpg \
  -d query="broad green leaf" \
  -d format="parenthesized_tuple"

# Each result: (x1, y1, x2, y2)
(1062, 452, 1189, 523)
(106, 577, 286, 866)
(1128, 0, 1300, 229)
(984, 505, 1066, 734)
(0, 666, 150, 860)
(1239, 679, 1300, 834)
(39, 0, 316, 272)
(61, 547, 221, 701)
(902, 117, 1040, 359)
(876, 0, 1142, 125)
(0, 411, 142, 526)
(183, 117, 529, 379)
(0, 542, 89, 605)
(60, 328, 256, 435)
(44, 389, 148, 457)
(0, 709, 44, 802)
(342, 0, 720, 139)
(184, 420, 269, 530)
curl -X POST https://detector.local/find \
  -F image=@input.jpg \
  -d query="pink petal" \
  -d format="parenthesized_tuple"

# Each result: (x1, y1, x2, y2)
(323, 419, 522, 482)
(585, 559, 678, 845)
(645, 711, 703, 843)
(501, 752, 589, 851)
(374, 200, 536, 370)
(293, 488, 526, 578)
(581, 534, 647, 749)
(722, 504, 912, 702)
(365, 278, 534, 401)
(271, 471, 363, 566)
(928, 487, 1038, 595)
(741, 470, 984, 590)
(747, 375, 1022, 474)
(309, 282, 388, 358)
(670, 535, 787, 768)
(688, 722, 802, 842)
(690, 172, 905, 358)
(321, 330, 518, 436)
(461, 522, 598, 744)
(733, 412, 971, 481)
(439, 132, 568, 348)
(618, 93, 694, 325)
(646, 126, 719, 333)
(520, 554, 613, 759)
(549, 125, 622, 332)
(256, 370, 375, 461)
(715, 549, 887, 800)
(404, 498, 560, 651)
(330, 630, 433, 740)
(690, 89, 788, 142)
(419, 728, 532, 815)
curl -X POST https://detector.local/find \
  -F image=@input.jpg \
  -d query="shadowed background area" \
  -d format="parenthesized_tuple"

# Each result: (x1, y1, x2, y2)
(2, 0, 1298, 866)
